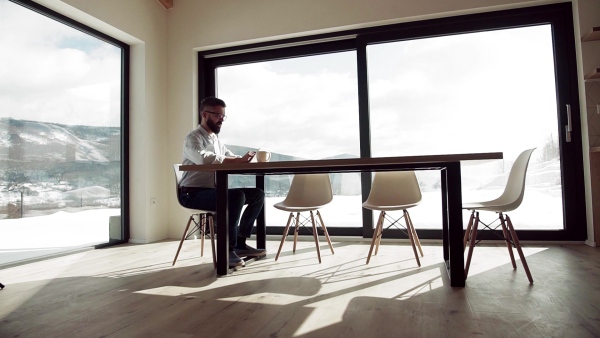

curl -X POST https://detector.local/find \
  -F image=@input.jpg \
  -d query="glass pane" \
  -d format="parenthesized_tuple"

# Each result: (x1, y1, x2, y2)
(216, 51, 362, 228)
(367, 25, 563, 230)
(0, 0, 122, 265)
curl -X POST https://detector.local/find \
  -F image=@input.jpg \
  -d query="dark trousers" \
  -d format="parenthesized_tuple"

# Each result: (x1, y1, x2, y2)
(180, 188, 264, 249)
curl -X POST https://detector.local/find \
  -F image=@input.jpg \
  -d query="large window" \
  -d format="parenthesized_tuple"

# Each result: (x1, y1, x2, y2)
(200, 3, 585, 241)
(367, 25, 563, 230)
(215, 52, 362, 229)
(0, 0, 129, 267)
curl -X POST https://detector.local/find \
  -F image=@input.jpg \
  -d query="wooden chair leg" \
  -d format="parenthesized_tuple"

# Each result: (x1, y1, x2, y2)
(200, 214, 205, 257)
(366, 212, 384, 264)
(464, 210, 475, 251)
(406, 210, 423, 257)
(317, 210, 334, 254)
(505, 215, 534, 284)
(309, 211, 322, 263)
(173, 214, 195, 266)
(375, 211, 386, 255)
(275, 213, 294, 261)
(404, 210, 421, 267)
(208, 215, 216, 269)
(499, 213, 517, 269)
(464, 211, 480, 279)
(293, 213, 300, 253)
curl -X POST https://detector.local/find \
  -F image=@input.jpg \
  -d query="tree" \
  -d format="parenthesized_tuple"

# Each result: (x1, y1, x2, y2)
(539, 133, 559, 162)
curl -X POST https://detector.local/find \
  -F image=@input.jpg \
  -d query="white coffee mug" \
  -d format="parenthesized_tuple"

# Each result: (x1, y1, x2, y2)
(257, 149, 272, 162)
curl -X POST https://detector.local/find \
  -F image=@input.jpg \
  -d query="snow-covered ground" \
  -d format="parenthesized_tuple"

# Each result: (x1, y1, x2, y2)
(266, 190, 563, 230)
(0, 208, 118, 266)
(0, 186, 562, 267)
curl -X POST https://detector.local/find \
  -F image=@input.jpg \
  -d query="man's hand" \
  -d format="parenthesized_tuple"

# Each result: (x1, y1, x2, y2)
(223, 151, 256, 163)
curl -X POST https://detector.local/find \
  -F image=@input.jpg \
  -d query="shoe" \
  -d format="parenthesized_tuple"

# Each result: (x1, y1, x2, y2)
(229, 250, 244, 267)
(234, 245, 266, 257)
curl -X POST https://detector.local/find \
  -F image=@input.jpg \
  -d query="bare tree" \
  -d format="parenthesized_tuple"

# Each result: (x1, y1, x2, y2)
(539, 133, 559, 162)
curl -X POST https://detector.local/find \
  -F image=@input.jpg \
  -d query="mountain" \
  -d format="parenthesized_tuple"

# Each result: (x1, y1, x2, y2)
(322, 153, 359, 160)
(1, 118, 120, 163)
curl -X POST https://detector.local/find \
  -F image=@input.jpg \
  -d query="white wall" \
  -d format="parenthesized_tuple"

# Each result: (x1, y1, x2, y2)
(574, 0, 600, 245)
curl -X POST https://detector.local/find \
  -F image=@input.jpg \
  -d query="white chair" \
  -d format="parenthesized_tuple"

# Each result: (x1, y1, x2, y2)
(274, 174, 335, 263)
(463, 148, 536, 284)
(363, 171, 424, 266)
(172, 164, 216, 268)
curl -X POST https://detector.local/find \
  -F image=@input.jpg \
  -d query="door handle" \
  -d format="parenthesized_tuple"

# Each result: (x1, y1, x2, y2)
(565, 104, 572, 142)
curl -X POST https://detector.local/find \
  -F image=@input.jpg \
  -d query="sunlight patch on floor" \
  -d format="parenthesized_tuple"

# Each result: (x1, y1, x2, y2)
(465, 245, 547, 278)
(220, 293, 309, 305)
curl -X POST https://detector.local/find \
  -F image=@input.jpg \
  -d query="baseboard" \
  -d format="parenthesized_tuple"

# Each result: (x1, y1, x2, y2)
(585, 240, 597, 247)
(0, 246, 93, 270)
(264, 235, 586, 246)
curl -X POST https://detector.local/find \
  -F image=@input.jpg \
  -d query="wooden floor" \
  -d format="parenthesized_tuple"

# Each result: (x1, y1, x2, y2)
(1, 238, 599, 337)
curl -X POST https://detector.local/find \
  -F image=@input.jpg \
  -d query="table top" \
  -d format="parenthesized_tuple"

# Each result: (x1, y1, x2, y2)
(180, 152, 503, 175)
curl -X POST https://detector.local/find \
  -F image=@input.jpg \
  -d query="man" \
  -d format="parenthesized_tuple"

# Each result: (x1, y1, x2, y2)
(180, 96, 266, 268)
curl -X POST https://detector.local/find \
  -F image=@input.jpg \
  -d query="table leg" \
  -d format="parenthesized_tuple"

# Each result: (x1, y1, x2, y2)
(256, 175, 266, 249)
(446, 162, 465, 287)
(441, 169, 449, 263)
(216, 172, 229, 276)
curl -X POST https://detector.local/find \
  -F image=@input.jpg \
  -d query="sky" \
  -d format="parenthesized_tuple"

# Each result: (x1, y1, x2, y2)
(0, 0, 122, 127)
(217, 51, 360, 160)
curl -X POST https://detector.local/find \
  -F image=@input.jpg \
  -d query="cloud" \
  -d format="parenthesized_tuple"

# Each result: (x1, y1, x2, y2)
(0, 0, 122, 127)
(217, 57, 361, 159)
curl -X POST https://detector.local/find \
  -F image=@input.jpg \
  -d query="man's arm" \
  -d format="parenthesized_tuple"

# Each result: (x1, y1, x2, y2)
(183, 131, 234, 164)
(223, 151, 256, 163)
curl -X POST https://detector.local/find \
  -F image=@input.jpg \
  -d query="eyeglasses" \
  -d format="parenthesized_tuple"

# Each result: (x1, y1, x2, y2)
(204, 110, 227, 121)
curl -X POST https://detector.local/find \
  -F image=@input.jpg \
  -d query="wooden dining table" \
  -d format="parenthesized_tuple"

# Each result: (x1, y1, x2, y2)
(180, 152, 502, 287)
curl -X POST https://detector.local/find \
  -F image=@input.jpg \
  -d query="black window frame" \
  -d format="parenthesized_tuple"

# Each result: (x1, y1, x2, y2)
(198, 2, 585, 241)
(9, 0, 130, 247)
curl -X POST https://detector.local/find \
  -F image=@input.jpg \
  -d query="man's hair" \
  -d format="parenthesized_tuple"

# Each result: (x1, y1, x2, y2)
(199, 96, 226, 122)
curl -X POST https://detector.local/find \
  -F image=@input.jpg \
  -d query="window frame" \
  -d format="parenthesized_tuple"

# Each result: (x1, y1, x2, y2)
(198, 3, 585, 241)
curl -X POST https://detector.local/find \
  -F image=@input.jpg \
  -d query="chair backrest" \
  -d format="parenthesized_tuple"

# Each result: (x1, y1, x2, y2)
(364, 171, 422, 207)
(280, 174, 333, 208)
(173, 164, 215, 214)
(493, 148, 536, 211)
(173, 164, 185, 206)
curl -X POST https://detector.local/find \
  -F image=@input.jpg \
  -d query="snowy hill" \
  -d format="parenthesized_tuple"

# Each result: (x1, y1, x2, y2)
(0, 118, 119, 163)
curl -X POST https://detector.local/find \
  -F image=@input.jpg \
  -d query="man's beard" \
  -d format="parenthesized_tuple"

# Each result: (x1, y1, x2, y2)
(207, 118, 222, 134)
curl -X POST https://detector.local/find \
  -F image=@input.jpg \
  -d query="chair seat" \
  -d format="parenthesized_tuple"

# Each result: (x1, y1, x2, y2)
(463, 193, 523, 213)
(273, 202, 325, 212)
(186, 208, 215, 214)
(462, 201, 514, 213)
(362, 201, 420, 211)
